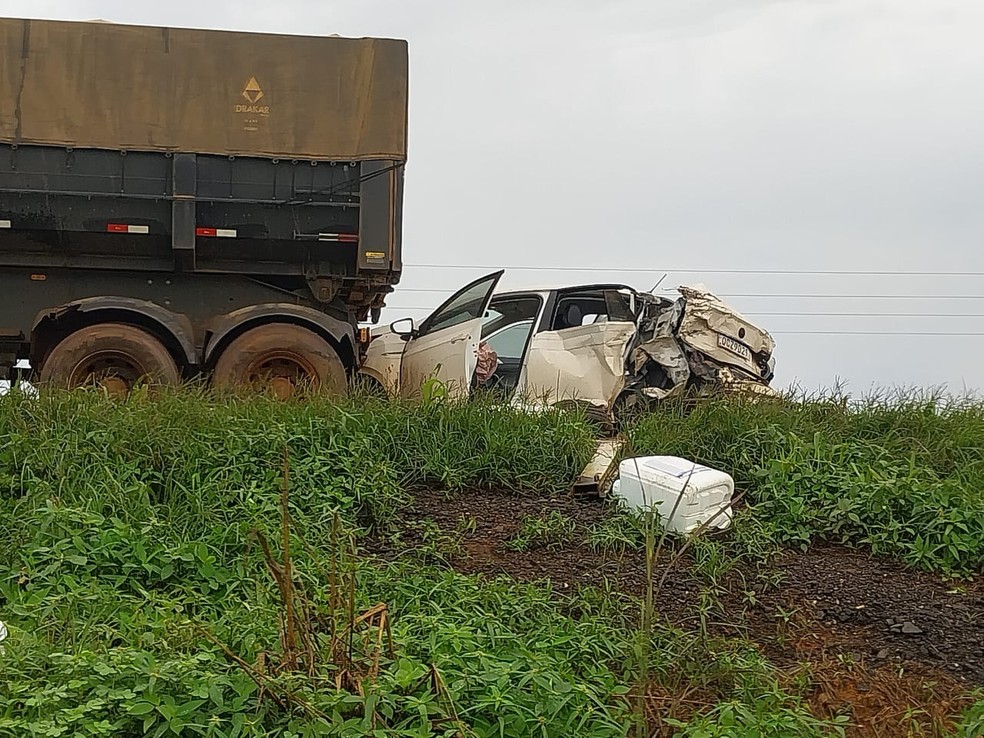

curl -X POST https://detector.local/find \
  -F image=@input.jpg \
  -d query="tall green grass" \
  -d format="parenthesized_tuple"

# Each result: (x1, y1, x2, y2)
(1, 392, 645, 737)
(0, 390, 593, 547)
(629, 393, 984, 576)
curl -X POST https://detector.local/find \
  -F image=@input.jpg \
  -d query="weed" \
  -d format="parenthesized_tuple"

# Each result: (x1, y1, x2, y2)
(587, 513, 646, 556)
(774, 605, 801, 626)
(0, 391, 630, 736)
(665, 699, 848, 737)
(507, 510, 578, 552)
(403, 518, 469, 565)
(690, 537, 737, 591)
(954, 697, 984, 737)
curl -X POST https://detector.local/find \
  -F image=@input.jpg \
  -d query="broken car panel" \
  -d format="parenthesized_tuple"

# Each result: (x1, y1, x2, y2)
(519, 321, 637, 408)
(628, 284, 776, 404)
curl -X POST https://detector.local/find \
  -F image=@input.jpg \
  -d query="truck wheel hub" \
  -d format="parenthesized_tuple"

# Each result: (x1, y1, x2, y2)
(71, 352, 145, 396)
(245, 352, 319, 397)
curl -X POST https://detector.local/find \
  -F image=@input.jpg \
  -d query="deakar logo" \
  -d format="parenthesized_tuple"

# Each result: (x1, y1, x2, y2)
(236, 77, 270, 130)
(241, 76, 264, 104)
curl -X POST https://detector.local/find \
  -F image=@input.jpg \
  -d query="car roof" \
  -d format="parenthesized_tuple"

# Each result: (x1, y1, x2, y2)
(492, 283, 637, 298)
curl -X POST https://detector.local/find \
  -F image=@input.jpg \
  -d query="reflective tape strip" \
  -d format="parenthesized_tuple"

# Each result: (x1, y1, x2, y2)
(0, 220, 10, 229)
(319, 232, 358, 242)
(107, 224, 149, 234)
(196, 227, 237, 237)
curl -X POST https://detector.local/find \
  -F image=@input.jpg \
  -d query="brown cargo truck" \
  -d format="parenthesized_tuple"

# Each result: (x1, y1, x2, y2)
(0, 17, 407, 395)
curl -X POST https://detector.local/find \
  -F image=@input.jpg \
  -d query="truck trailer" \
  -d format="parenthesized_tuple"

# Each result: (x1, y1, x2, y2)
(0, 17, 407, 396)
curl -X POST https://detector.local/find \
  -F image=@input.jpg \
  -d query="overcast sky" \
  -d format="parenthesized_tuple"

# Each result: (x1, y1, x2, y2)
(7, 0, 984, 394)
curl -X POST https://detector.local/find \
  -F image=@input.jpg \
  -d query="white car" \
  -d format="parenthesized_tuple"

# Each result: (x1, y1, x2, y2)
(358, 271, 776, 423)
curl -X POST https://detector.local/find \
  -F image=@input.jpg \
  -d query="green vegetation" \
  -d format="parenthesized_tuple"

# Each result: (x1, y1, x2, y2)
(0, 391, 612, 737)
(506, 511, 578, 552)
(0, 389, 980, 736)
(954, 698, 984, 738)
(585, 512, 646, 556)
(630, 393, 984, 577)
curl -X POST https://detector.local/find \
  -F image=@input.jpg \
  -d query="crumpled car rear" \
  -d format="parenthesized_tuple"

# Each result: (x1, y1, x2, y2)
(628, 284, 776, 401)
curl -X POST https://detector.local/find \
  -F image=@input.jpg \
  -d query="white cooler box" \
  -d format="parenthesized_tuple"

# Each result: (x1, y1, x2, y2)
(611, 455, 735, 534)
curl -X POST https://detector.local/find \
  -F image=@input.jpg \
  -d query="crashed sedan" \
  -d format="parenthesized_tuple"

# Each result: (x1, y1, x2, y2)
(358, 270, 776, 422)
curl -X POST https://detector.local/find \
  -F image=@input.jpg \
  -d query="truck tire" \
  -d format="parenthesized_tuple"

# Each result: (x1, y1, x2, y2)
(211, 323, 347, 398)
(39, 323, 181, 394)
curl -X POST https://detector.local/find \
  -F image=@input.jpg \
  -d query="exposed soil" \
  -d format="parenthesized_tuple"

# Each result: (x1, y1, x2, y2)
(367, 488, 984, 737)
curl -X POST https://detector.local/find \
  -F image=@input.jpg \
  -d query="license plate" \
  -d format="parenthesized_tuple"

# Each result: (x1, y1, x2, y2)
(717, 334, 752, 362)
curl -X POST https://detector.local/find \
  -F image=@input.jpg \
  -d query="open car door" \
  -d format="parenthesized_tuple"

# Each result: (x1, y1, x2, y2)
(400, 270, 504, 399)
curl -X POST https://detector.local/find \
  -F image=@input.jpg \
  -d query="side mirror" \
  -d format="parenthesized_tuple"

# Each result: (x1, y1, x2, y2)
(390, 317, 416, 340)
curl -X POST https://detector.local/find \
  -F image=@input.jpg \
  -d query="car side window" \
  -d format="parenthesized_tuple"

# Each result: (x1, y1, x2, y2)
(552, 294, 605, 330)
(486, 320, 535, 359)
(551, 289, 634, 330)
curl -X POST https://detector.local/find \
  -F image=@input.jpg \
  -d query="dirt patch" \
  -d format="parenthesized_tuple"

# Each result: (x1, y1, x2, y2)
(366, 488, 983, 735)
(788, 619, 978, 737)
(370, 489, 621, 589)
(638, 630, 976, 738)
(372, 488, 983, 684)
(805, 656, 974, 737)
(751, 545, 983, 683)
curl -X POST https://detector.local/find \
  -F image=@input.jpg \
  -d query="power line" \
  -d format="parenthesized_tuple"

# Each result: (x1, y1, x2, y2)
(404, 263, 984, 277)
(685, 294, 984, 300)
(772, 331, 984, 336)
(383, 307, 984, 318)
(390, 289, 984, 299)
(742, 312, 984, 318)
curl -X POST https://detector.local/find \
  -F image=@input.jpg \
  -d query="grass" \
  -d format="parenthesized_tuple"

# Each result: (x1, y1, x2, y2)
(0, 388, 981, 736)
(0, 388, 593, 538)
(0, 391, 623, 736)
(628, 392, 984, 577)
(586, 512, 646, 556)
(506, 511, 578, 552)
